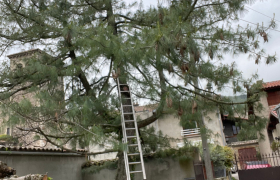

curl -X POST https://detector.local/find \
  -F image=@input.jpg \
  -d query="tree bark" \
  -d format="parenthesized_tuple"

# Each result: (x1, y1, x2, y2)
(193, 78, 214, 180)
(115, 151, 127, 180)
(0, 161, 16, 179)
(200, 120, 214, 180)
(3, 174, 47, 180)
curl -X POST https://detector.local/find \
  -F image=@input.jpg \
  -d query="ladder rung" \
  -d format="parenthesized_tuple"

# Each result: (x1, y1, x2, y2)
(120, 91, 130, 92)
(130, 170, 142, 174)
(126, 128, 136, 130)
(128, 162, 141, 165)
(123, 105, 133, 107)
(129, 162, 141, 165)
(125, 120, 135, 122)
(123, 113, 133, 115)
(119, 84, 128, 85)
(128, 144, 138, 147)
(127, 136, 137, 138)
(122, 98, 131, 99)
(128, 153, 140, 156)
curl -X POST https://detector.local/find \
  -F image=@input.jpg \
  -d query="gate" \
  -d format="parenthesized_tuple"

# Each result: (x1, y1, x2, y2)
(193, 161, 204, 180)
(193, 161, 226, 180)
(235, 152, 280, 180)
(238, 147, 257, 168)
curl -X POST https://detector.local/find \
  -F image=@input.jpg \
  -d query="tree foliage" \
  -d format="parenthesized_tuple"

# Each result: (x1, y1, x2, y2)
(0, 0, 276, 178)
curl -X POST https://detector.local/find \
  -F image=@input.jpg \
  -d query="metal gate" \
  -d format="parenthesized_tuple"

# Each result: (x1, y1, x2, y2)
(235, 152, 280, 180)
(238, 147, 257, 168)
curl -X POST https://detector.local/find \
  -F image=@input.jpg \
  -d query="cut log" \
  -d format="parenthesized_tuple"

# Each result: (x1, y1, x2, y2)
(2, 174, 48, 180)
(0, 161, 16, 178)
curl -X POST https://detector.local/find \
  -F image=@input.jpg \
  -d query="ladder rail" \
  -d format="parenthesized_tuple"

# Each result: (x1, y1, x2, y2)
(128, 89, 147, 179)
(117, 78, 146, 180)
(117, 78, 131, 180)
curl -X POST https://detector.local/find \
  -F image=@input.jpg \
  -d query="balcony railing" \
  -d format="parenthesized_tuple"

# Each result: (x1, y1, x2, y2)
(181, 128, 200, 136)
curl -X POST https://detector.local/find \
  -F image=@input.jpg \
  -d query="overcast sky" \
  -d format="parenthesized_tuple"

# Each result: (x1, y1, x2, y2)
(138, 0, 280, 84)
(6, 0, 280, 85)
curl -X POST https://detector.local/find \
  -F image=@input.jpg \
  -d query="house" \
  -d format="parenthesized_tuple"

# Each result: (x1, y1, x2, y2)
(209, 80, 280, 159)
(257, 80, 280, 154)
(0, 49, 63, 149)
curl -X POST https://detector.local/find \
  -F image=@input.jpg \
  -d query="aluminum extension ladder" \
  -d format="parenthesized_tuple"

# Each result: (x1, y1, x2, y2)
(117, 78, 146, 180)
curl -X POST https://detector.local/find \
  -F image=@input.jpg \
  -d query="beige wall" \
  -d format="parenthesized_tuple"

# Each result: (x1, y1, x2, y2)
(136, 108, 226, 148)
(256, 95, 272, 154)
(204, 111, 226, 146)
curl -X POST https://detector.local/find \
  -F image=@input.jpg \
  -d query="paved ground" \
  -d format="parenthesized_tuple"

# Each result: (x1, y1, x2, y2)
(232, 172, 239, 180)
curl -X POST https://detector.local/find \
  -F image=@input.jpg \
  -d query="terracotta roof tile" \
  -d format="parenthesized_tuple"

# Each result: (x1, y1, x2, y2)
(7, 49, 43, 59)
(0, 145, 86, 153)
(134, 104, 158, 112)
(269, 105, 278, 118)
(263, 80, 280, 89)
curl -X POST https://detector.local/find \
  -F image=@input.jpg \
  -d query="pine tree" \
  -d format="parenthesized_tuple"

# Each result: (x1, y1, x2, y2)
(0, 0, 276, 179)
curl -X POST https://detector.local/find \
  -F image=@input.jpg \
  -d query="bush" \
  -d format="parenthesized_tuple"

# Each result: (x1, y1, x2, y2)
(199, 144, 234, 169)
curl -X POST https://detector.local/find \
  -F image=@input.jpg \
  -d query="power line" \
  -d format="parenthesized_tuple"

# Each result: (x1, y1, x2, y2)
(239, 19, 280, 33)
(245, 6, 280, 23)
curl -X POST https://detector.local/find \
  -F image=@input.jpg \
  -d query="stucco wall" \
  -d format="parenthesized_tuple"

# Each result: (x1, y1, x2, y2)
(204, 111, 226, 146)
(256, 95, 272, 154)
(83, 157, 198, 180)
(0, 153, 85, 180)
(136, 109, 225, 148)
(157, 114, 183, 147)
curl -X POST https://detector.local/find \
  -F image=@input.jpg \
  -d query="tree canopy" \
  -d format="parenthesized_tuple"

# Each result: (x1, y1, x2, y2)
(0, 0, 276, 179)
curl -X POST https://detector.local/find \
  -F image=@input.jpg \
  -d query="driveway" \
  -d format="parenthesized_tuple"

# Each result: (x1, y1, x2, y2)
(232, 172, 239, 180)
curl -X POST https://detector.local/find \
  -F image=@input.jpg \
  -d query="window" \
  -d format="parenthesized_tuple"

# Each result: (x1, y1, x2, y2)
(237, 126, 240, 133)
(232, 125, 237, 135)
(232, 125, 241, 135)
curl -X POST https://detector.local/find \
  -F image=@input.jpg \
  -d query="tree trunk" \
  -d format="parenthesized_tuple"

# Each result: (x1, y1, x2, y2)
(193, 78, 214, 180)
(115, 151, 127, 180)
(200, 123, 214, 180)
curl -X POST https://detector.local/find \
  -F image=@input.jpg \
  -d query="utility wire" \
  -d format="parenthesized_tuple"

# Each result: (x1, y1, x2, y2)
(239, 19, 280, 33)
(245, 6, 280, 23)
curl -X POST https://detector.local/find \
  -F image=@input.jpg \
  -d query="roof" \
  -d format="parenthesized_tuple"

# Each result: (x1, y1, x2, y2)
(7, 49, 43, 59)
(263, 80, 280, 90)
(0, 145, 86, 153)
(134, 104, 157, 113)
(229, 139, 258, 146)
(269, 105, 278, 118)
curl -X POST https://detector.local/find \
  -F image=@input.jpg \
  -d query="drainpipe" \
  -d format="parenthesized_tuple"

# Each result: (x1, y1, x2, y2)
(274, 104, 280, 122)
(217, 109, 226, 146)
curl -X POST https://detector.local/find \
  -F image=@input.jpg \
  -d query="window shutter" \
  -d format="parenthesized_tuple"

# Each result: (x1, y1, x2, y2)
(232, 125, 237, 135)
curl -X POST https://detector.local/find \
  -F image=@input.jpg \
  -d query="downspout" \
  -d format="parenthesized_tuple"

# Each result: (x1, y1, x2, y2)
(217, 109, 226, 146)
